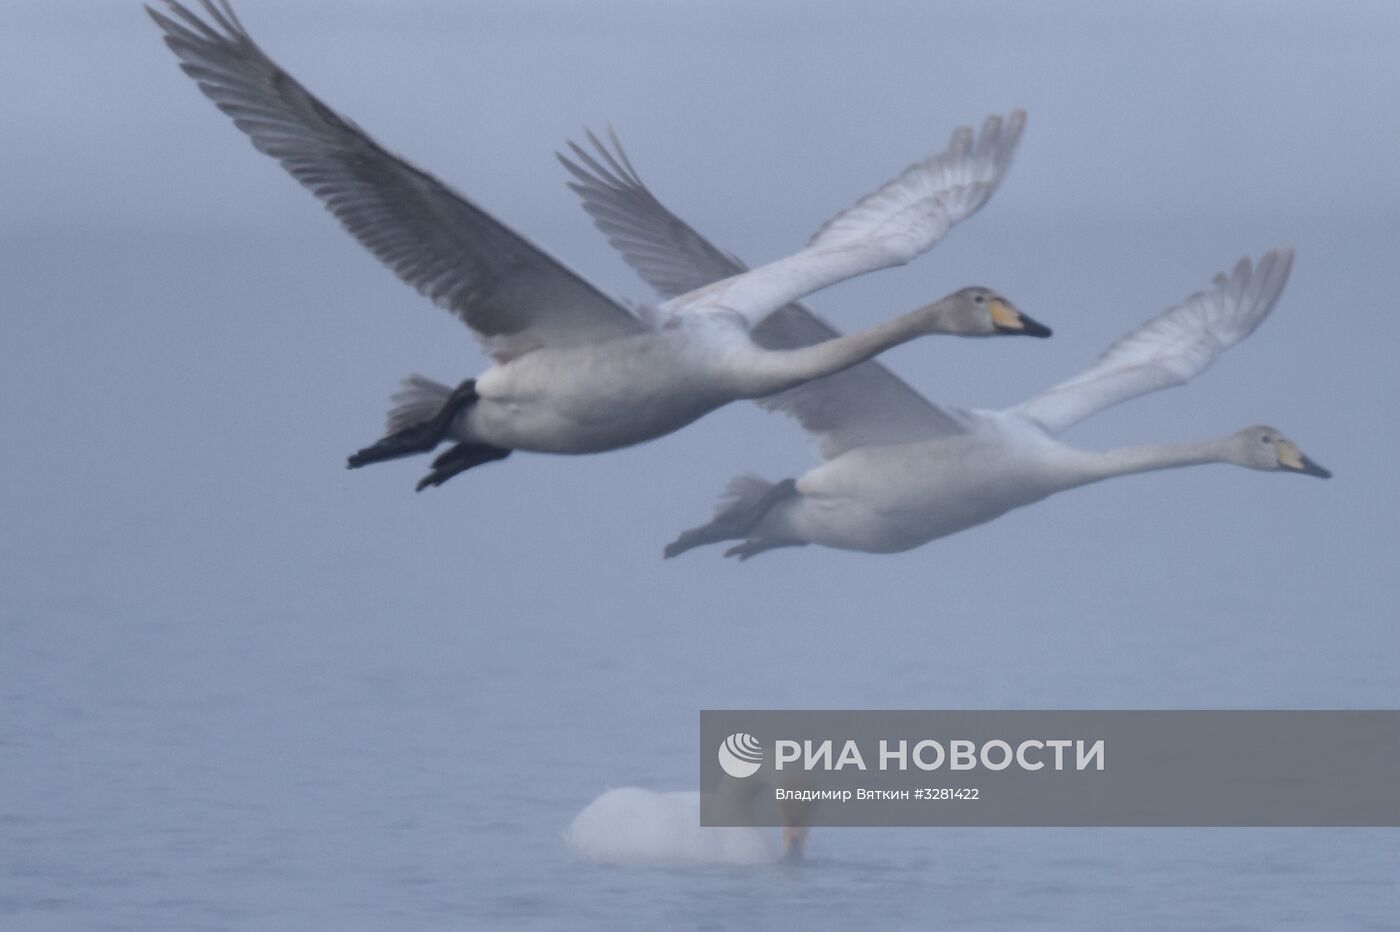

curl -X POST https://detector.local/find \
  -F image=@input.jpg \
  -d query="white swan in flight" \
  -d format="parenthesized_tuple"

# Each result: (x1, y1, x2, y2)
(148, 1, 1047, 491)
(560, 136, 1330, 558)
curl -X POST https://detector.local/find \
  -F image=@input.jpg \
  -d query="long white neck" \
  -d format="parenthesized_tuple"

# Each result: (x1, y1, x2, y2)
(1069, 438, 1233, 488)
(733, 298, 966, 398)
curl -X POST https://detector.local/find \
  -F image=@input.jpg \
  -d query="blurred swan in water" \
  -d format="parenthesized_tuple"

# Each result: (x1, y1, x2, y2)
(567, 777, 813, 867)
(559, 141, 1329, 556)
(149, 1, 1045, 491)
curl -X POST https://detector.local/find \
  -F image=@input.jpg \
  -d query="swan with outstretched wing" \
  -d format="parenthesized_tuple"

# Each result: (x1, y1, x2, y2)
(560, 136, 1328, 558)
(149, 0, 1044, 490)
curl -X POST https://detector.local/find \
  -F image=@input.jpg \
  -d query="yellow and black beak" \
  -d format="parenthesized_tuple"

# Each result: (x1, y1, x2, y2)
(1277, 441, 1332, 479)
(990, 298, 1052, 338)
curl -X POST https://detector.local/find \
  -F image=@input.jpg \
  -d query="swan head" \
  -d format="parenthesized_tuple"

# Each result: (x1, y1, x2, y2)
(1228, 426, 1332, 477)
(937, 287, 1052, 338)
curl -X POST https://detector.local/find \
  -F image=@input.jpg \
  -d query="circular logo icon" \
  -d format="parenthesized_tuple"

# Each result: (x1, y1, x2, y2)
(717, 732, 764, 779)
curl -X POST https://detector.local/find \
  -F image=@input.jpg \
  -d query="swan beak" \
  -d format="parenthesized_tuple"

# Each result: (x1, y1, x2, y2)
(1277, 441, 1332, 478)
(781, 825, 808, 862)
(990, 299, 1052, 338)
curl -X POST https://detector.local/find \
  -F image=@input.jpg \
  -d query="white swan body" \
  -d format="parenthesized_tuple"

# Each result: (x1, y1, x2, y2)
(771, 413, 1072, 553)
(567, 768, 813, 867)
(463, 319, 751, 454)
(150, 1, 1040, 488)
(557, 144, 1330, 557)
(743, 414, 1301, 555)
(565, 789, 777, 868)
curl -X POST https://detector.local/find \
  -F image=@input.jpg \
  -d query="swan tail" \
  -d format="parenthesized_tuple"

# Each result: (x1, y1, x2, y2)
(348, 374, 462, 469)
(385, 374, 454, 434)
(348, 378, 509, 489)
(664, 475, 799, 559)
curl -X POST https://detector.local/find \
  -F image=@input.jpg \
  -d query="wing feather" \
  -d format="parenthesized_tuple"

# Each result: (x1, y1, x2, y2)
(1012, 249, 1295, 434)
(557, 127, 744, 299)
(149, 0, 643, 362)
(658, 110, 1026, 328)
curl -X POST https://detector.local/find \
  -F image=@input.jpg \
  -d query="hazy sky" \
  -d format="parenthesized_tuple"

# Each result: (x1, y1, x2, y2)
(6, 0, 1398, 693)
(5, 1, 1399, 232)
(6, 0, 1399, 690)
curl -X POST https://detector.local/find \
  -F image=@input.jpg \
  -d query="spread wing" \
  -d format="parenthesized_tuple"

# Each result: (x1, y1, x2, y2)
(558, 128, 745, 300)
(653, 111, 1025, 329)
(1012, 249, 1294, 435)
(147, 0, 645, 363)
(559, 129, 969, 458)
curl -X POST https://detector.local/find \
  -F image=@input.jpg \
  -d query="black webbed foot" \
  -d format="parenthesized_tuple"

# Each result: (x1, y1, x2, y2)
(347, 421, 442, 468)
(415, 443, 512, 491)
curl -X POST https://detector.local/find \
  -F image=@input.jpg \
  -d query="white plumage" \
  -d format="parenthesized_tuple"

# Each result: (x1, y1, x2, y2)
(565, 789, 777, 868)
(1012, 251, 1294, 434)
(659, 112, 1025, 330)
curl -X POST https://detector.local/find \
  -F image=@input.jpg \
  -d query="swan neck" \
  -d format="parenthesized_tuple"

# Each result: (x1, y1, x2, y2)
(738, 300, 952, 397)
(1081, 438, 1230, 483)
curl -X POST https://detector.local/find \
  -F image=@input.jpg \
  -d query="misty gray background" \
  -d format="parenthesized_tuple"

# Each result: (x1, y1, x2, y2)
(3, 1, 1397, 929)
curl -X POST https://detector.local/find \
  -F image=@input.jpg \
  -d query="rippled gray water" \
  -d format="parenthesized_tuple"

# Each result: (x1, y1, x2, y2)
(5, 590, 1397, 931)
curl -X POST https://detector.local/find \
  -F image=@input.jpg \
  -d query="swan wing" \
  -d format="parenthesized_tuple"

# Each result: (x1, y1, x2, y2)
(656, 111, 1026, 328)
(560, 130, 969, 456)
(557, 127, 747, 300)
(148, 1, 645, 363)
(1012, 249, 1294, 435)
